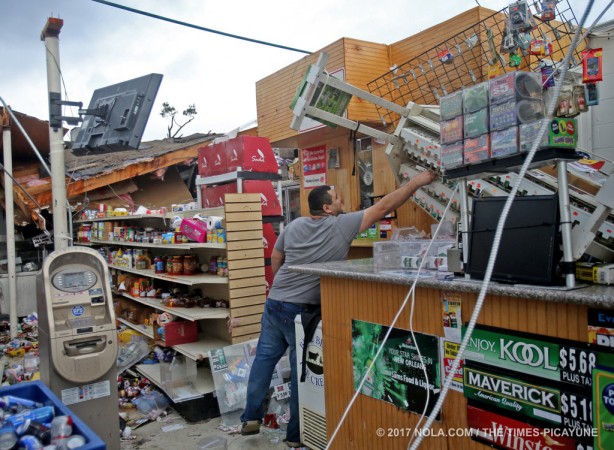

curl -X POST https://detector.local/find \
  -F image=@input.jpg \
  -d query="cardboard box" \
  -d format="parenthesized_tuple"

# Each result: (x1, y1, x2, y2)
(155, 319, 198, 346)
(226, 136, 279, 173)
(198, 142, 227, 177)
(243, 180, 282, 216)
(180, 217, 208, 243)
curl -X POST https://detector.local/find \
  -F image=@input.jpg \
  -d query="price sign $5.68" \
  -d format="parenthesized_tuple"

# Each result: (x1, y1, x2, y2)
(559, 346, 596, 387)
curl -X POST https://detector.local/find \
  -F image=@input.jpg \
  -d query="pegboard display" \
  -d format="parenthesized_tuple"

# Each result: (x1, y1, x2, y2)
(367, 1, 588, 126)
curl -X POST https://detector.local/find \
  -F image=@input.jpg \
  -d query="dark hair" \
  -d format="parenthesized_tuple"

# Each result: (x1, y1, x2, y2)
(308, 185, 332, 215)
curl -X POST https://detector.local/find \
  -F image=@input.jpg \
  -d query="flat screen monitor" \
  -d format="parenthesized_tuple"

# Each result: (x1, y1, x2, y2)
(72, 73, 163, 155)
(466, 194, 561, 286)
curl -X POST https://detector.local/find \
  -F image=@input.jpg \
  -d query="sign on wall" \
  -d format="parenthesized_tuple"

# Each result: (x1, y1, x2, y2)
(302, 145, 327, 189)
(352, 319, 440, 417)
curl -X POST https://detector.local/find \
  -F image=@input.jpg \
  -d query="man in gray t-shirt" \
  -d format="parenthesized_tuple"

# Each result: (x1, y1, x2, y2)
(241, 170, 436, 447)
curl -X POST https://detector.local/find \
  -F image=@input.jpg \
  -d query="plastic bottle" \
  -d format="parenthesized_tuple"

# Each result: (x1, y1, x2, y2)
(209, 256, 218, 275)
(6, 406, 55, 428)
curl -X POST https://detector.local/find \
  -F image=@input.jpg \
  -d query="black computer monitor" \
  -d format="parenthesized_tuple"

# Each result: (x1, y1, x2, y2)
(466, 194, 561, 286)
(72, 73, 163, 155)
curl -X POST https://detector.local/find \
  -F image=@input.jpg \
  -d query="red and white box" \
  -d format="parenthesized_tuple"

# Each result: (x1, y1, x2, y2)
(201, 183, 238, 208)
(154, 320, 198, 346)
(198, 142, 227, 177)
(243, 180, 282, 216)
(262, 223, 278, 259)
(226, 136, 278, 173)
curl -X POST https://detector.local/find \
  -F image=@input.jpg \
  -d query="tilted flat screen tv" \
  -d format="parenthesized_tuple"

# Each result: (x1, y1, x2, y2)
(466, 194, 562, 286)
(72, 73, 163, 155)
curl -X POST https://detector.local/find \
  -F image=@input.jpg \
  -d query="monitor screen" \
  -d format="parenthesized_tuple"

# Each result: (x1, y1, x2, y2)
(466, 194, 561, 286)
(72, 73, 163, 155)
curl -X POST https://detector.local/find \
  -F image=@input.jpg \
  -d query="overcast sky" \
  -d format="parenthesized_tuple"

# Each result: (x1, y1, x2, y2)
(1, 0, 612, 143)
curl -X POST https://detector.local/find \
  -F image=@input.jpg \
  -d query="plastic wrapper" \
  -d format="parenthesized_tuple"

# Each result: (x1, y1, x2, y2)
(439, 90, 463, 120)
(463, 134, 490, 163)
(440, 116, 463, 144)
(462, 82, 489, 113)
(491, 126, 519, 158)
(464, 108, 489, 138)
(117, 341, 150, 374)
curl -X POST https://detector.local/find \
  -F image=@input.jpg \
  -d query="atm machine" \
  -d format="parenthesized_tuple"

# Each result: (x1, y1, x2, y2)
(37, 247, 119, 449)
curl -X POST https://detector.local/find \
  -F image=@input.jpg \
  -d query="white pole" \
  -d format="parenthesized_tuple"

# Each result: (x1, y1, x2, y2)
(41, 18, 69, 251)
(2, 119, 18, 338)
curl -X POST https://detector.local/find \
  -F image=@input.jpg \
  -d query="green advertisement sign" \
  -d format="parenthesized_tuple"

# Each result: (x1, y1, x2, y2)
(464, 364, 561, 425)
(352, 320, 440, 417)
(463, 325, 614, 389)
(593, 368, 614, 450)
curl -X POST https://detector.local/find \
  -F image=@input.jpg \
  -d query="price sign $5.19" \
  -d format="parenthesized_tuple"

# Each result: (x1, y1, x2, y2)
(559, 346, 596, 388)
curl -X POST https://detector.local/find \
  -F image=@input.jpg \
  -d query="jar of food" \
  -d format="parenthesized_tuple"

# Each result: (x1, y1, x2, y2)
(171, 256, 183, 275)
(79, 224, 92, 243)
(154, 256, 164, 274)
(183, 255, 197, 275)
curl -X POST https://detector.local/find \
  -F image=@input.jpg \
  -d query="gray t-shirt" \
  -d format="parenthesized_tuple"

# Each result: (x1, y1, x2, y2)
(268, 211, 364, 305)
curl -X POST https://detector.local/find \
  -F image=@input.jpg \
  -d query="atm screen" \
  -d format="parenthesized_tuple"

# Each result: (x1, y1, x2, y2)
(64, 272, 86, 288)
(52, 269, 98, 292)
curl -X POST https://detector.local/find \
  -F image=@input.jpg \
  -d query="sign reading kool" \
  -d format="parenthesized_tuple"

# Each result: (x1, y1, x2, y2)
(463, 325, 614, 389)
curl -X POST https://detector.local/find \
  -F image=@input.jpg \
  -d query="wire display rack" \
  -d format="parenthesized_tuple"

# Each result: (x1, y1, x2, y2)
(367, 1, 587, 126)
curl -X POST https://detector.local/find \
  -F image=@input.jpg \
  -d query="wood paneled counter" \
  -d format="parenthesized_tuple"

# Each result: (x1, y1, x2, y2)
(289, 259, 614, 449)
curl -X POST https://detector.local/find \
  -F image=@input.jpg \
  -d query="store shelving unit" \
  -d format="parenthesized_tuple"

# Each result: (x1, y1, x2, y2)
(76, 193, 266, 401)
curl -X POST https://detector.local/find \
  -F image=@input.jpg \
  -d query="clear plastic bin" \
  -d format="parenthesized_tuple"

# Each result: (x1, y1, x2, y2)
(373, 239, 456, 272)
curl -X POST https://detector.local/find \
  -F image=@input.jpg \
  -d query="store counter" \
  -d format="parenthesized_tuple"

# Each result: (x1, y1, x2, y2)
(288, 258, 614, 450)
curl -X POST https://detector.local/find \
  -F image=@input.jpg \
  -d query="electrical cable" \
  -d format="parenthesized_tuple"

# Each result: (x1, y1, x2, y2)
(324, 181, 460, 450)
(409, 1, 596, 448)
(90, 0, 312, 55)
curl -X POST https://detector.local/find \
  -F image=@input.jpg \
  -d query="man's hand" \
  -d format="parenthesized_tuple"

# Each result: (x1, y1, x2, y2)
(412, 170, 437, 188)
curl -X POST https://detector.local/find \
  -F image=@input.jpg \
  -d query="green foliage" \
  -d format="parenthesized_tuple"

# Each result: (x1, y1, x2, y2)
(160, 102, 198, 138)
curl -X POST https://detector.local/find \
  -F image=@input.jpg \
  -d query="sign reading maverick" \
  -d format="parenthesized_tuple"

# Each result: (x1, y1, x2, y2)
(464, 363, 561, 425)
(464, 361, 595, 435)
(352, 319, 440, 417)
(463, 324, 614, 389)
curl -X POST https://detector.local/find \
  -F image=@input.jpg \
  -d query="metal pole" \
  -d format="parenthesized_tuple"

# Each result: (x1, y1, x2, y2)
(556, 161, 576, 288)
(2, 122, 18, 338)
(41, 18, 69, 251)
(458, 179, 471, 278)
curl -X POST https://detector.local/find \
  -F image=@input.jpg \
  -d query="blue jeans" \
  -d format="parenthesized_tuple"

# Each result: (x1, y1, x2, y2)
(241, 298, 314, 442)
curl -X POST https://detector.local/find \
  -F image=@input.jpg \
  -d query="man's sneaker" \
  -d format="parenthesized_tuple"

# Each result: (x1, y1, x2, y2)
(241, 420, 261, 436)
(283, 439, 303, 448)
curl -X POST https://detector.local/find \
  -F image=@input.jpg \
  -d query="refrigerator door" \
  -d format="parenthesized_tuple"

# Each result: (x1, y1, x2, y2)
(284, 184, 301, 225)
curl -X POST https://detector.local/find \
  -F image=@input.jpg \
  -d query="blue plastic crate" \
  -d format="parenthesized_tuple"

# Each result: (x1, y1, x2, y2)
(0, 380, 106, 449)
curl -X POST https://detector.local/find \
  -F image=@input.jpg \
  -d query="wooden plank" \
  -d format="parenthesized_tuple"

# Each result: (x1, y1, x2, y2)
(225, 221, 263, 232)
(227, 258, 263, 271)
(228, 285, 266, 299)
(30, 146, 205, 209)
(224, 203, 261, 213)
(224, 193, 260, 203)
(225, 211, 262, 222)
(229, 277, 265, 290)
(228, 266, 265, 280)
(232, 313, 262, 326)
(227, 248, 264, 260)
(226, 239, 263, 251)
(231, 333, 261, 344)
(229, 294, 266, 308)
(231, 323, 261, 337)
(226, 230, 263, 241)
(230, 304, 265, 318)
